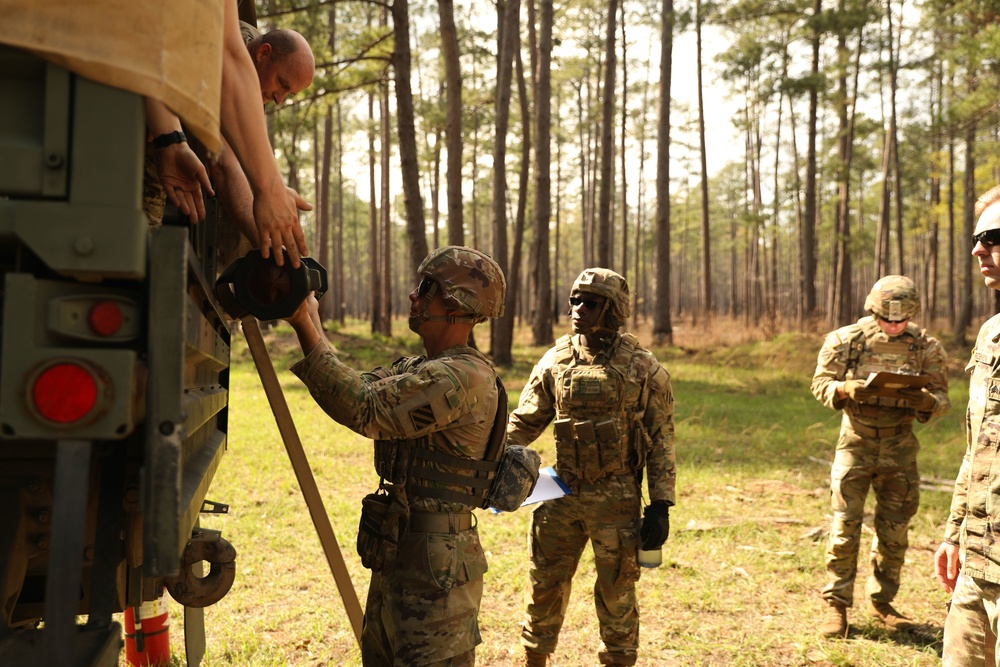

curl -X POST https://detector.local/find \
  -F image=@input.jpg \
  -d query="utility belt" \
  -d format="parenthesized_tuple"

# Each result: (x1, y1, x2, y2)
(409, 511, 473, 533)
(357, 491, 477, 572)
(847, 419, 912, 439)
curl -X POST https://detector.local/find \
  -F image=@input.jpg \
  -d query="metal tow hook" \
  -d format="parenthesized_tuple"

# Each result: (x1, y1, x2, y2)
(164, 529, 237, 608)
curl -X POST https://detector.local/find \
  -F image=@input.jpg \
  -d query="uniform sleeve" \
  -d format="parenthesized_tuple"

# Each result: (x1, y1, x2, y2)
(944, 344, 980, 543)
(642, 361, 677, 505)
(915, 335, 950, 423)
(506, 349, 557, 447)
(811, 331, 848, 411)
(943, 418, 971, 545)
(290, 342, 493, 441)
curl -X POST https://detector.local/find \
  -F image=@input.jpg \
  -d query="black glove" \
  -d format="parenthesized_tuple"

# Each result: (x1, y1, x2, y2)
(640, 500, 671, 550)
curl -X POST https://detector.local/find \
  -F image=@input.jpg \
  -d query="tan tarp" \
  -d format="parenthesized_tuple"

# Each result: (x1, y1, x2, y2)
(0, 0, 223, 153)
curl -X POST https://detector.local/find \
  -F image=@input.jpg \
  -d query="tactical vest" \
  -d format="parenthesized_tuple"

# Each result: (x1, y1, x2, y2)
(372, 377, 509, 509)
(844, 317, 928, 413)
(550, 333, 645, 483)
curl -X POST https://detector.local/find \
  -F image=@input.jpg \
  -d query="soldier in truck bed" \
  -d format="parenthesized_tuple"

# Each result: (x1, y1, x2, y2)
(811, 275, 950, 638)
(143, 0, 312, 267)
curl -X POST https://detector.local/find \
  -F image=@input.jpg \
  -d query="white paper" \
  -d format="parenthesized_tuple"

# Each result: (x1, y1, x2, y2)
(521, 467, 572, 507)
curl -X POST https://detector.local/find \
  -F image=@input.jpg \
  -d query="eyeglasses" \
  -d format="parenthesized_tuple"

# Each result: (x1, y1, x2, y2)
(875, 315, 908, 324)
(973, 229, 1000, 248)
(568, 296, 603, 310)
(417, 277, 437, 298)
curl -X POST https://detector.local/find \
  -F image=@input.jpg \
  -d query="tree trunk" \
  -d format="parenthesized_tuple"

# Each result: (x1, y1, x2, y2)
(439, 0, 465, 244)
(490, 0, 519, 361)
(390, 0, 429, 274)
(318, 109, 333, 322)
(888, 0, 903, 275)
(802, 0, 821, 320)
(652, 0, 674, 345)
(619, 11, 628, 276)
(956, 114, 976, 344)
(696, 0, 711, 319)
(368, 86, 381, 333)
(596, 0, 618, 267)
(531, 0, 553, 346)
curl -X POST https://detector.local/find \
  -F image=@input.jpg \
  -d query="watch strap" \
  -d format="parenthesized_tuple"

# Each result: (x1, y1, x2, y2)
(152, 130, 187, 149)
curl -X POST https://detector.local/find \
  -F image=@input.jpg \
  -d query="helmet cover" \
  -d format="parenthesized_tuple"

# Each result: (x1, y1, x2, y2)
(571, 268, 631, 323)
(417, 246, 506, 323)
(863, 275, 919, 321)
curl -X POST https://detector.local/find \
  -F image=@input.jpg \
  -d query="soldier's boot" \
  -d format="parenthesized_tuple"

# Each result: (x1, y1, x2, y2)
(819, 601, 848, 638)
(868, 601, 913, 630)
(524, 649, 548, 667)
(598, 650, 637, 665)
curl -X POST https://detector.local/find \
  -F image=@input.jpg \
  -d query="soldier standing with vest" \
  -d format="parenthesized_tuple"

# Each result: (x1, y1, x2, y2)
(507, 268, 676, 667)
(811, 275, 950, 638)
(936, 185, 1000, 666)
(283, 246, 506, 666)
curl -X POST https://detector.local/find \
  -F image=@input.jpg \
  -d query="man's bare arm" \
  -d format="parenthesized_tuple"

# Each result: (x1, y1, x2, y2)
(220, 0, 311, 267)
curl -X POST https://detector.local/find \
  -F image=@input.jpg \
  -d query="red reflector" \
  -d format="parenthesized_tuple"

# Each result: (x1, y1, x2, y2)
(32, 363, 98, 424)
(88, 300, 124, 336)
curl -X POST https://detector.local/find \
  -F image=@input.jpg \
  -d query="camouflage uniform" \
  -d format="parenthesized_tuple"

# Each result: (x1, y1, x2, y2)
(291, 247, 506, 667)
(811, 279, 949, 611)
(941, 313, 1000, 665)
(507, 270, 676, 666)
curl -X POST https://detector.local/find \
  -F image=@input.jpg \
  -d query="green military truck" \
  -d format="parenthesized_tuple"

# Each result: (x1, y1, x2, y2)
(0, 43, 235, 666)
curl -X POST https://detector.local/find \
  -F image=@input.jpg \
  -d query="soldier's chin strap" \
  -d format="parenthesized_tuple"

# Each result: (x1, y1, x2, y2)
(575, 295, 618, 338)
(408, 280, 478, 332)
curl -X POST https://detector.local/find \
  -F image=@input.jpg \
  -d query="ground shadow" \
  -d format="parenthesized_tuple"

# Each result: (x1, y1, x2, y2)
(848, 621, 943, 656)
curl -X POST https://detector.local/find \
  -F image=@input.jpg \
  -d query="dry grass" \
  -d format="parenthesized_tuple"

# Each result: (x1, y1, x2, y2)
(137, 316, 967, 666)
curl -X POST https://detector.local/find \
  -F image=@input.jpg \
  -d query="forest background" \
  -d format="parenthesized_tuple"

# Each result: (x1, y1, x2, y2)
(173, 1, 1000, 663)
(253, 0, 1000, 354)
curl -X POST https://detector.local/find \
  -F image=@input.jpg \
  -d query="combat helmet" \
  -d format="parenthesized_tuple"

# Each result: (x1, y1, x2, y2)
(571, 268, 630, 333)
(411, 246, 506, 329)
(864, 275, 919, 321)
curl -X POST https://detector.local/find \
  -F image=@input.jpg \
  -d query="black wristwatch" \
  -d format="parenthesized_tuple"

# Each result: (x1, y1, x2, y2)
(152, 130, 187, 149)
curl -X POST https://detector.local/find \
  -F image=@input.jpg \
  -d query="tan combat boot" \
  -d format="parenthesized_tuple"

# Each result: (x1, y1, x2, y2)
(869, 601, 913, 630)
(524, 648, 547, 667)
(819, 601, 848, 638)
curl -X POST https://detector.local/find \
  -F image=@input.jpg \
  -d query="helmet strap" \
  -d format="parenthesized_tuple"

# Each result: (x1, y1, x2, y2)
(410, 280, 477, 330)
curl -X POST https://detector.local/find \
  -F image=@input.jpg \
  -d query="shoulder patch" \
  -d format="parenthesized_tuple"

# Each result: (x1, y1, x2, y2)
(649, 363, 671, 392)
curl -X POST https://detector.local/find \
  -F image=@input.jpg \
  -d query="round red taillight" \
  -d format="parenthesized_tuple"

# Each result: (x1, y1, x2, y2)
(88, 300, 124, 337)
(31, 362, 98, 424)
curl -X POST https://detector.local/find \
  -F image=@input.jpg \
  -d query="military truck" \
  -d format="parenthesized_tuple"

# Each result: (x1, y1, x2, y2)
(0, 40, 235, 666)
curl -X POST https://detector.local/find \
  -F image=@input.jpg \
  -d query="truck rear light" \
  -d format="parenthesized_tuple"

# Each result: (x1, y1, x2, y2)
(87, 300, 124, 337)
(31, 362, 99, 424)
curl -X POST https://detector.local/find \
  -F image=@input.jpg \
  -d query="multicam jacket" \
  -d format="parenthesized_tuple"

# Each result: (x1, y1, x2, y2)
(811, 315, 950, 430)
(944, 314, 1000, 583)
(290, 340, 501, 514)
(506, 332, 676, 504)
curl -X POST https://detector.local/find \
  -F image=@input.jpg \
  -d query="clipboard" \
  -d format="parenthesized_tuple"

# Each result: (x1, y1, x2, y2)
(863, 371, 930, 397)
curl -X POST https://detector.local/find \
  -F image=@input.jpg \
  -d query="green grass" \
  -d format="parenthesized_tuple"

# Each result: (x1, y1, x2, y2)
(145, 320, 970, 666)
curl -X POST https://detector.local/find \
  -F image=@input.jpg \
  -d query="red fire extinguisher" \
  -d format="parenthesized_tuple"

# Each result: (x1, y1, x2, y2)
(124, 587, 171, 666)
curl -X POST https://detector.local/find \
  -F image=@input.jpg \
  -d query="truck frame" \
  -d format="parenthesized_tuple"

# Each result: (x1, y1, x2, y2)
(0, 43, 233, 666)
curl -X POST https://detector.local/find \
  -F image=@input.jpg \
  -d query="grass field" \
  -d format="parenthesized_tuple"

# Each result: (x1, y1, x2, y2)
(147, 317, 971, 666)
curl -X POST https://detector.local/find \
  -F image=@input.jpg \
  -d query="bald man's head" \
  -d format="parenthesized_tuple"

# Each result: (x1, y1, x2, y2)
(248, 29, 315, 106)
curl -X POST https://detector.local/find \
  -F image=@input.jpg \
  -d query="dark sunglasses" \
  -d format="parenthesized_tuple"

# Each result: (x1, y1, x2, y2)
(973, 228, 1000, 248)
(417, 277, 437, 298)
(568, 296, 602, 310)
(875, 314, 908, 324)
